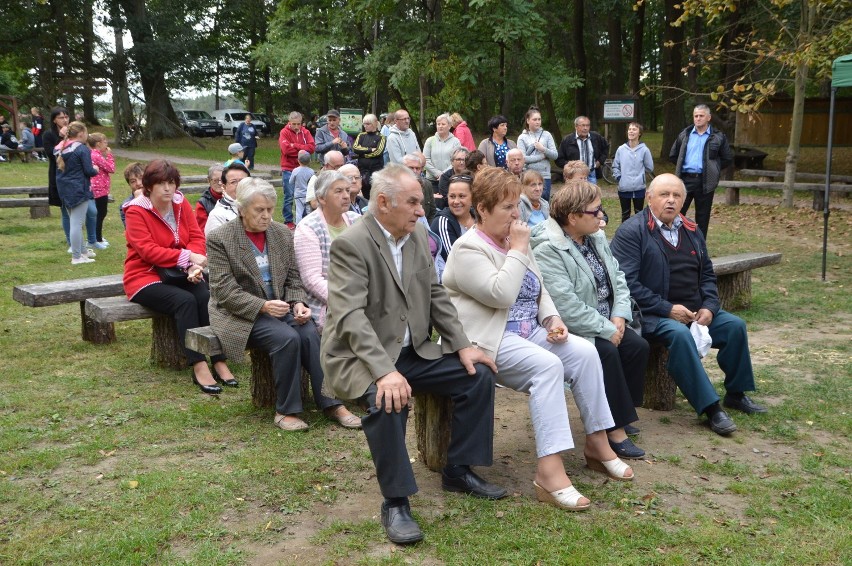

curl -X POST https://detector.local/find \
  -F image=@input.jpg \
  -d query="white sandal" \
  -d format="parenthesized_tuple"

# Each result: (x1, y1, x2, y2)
(586, 456, 634, 481)
(533, 481, 591, 511)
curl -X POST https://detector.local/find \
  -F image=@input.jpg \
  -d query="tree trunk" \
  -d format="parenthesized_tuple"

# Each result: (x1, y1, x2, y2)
(81, 0, 100, 125)
(644, 343, 677, 411)
(783, 1, 814, 208)
(111, 10, 134, 132)
(629, 0, 645, 96)
(572, 0, 588, 117)
(607, 11, 626, 150)
(543, 91, 562, 142)
(660, 0, 685, 160)
(119, 0, 179, 139)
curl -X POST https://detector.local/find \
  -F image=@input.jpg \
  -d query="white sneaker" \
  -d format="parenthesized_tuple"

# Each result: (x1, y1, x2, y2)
(84, 248, 97, 258)
(67, 246, 73, 253)
(93, 241, 109, 250)
(71, 256, 95, 265)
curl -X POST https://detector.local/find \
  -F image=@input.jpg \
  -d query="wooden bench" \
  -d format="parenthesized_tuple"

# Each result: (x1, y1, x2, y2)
(0, 147, 45, 163)
(84, 296, 186, 369)
(0, 185, 50, 218)
(719, 180, 852, 210)
(642, 251, 782, 410)
(185, 326, 309, 408)
(13, 275, 125, 343)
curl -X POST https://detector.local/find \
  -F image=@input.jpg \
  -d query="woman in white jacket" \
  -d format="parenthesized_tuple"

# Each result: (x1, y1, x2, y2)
(516, 106, 558, 201)
(612, 122, 654, 222)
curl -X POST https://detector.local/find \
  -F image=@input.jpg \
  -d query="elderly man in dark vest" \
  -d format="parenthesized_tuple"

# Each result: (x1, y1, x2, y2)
(610, 174, 766, 436)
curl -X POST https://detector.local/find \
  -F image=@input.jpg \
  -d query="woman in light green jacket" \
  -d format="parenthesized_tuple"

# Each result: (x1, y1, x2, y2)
(530, 181, 650, 460)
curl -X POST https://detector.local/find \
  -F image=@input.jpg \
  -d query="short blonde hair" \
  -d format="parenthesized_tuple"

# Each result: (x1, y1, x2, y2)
(562, 160, 590, 181)
(363, 113, 378, 125)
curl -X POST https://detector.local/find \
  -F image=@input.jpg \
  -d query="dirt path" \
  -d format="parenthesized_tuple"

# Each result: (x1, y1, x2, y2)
(235, 316, 849, 565)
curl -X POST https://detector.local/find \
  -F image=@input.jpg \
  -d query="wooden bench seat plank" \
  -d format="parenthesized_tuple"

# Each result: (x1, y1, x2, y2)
(738, 169, 852, 183)
(0, 198, 49, 208)
(13, 275, 124, 307)
(711, 252, 782, 276)
(0, 186, 49, 196)
(85, 296, 158, 323)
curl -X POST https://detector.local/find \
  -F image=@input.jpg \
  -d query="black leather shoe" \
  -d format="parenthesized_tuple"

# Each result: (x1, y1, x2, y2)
(212, 368, 239, 388)
(609, 437, 645, 459)
(192, 372, 222, 395)
(442, 470, 508, 500)
(708, 410, 737, 435)
(624, 424, 641, 436)
(381, 502, 423, 545)
(723, 394, 767, 415)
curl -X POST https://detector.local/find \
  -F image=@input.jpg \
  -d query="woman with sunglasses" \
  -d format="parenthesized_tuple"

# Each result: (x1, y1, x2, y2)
(430, 171, 474, 282)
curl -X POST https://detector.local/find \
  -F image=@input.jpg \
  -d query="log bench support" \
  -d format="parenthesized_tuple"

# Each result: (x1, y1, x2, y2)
(85, 296, 186, 370)
(414, 394, 453, 472)
(185, 326, 308, 409)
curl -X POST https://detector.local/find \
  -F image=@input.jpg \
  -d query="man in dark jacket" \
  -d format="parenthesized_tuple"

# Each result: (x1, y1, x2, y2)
(610, 174, 766, 436)
(555, 116, 609, 183)
(668, 104, 733, 239)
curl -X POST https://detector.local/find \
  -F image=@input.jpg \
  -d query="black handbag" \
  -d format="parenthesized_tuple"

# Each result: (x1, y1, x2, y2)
(156, 266, 188, 285)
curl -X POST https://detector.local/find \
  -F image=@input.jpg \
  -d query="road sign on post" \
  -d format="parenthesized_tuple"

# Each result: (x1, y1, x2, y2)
(602, 97, 639, 123)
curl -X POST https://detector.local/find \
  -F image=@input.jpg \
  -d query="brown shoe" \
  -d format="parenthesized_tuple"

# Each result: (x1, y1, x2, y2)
(274, 414, 308, 431)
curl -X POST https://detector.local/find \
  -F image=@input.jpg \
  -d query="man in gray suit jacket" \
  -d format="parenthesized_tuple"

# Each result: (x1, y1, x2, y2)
(321, 163, 506, 545)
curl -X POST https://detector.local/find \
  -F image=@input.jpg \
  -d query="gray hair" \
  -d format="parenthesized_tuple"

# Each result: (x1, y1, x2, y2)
(288, 111, 303, 122)
(452, 147, 470, 160)
(363, 113, 378, 125)
(507, 147, 524, 158)
(323, 150, 344, 167)
(314, 170, 349, 200)
(402, 153, 421, 166)
(574, 115, 590, 126)
(435, 113, 451, 125)
(207, 164, 224, 183)
(235, 177, 277, 213)
(693, 104, 711, 114)
(369, 163, 417, 209)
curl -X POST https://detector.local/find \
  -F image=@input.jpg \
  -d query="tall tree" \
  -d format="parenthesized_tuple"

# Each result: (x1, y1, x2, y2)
(659, 0, 686, 159)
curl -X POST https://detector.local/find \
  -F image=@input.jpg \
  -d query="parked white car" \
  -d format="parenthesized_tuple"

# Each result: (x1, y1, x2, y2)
(210, 109, 269, 138)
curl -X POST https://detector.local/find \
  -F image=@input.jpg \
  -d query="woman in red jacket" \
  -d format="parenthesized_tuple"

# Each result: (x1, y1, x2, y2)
(123, 160, 237, 395)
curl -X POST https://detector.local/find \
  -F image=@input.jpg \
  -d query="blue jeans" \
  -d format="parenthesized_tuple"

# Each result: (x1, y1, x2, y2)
(281, 170, 293, 223)
(647, 310, 756, 414)
(588, 170, 598, 184)
(542, 178, 552, 201)
(61, 198, 97, 245)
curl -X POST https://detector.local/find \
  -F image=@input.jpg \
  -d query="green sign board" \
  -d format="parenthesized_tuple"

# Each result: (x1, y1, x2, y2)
(340, 108, 363, 136)
(602, 100, 637, 122)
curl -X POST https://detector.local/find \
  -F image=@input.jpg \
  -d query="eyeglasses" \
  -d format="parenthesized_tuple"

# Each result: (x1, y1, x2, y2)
(452, 158, 466, 162)
(345, 175, 362, 181)
(581, 205, 604, 216)
(449, 174, 473, 184)
(396, 117, 410, 122)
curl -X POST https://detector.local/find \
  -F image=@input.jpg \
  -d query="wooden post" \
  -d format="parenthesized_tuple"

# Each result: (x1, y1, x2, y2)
(150, 316, 186, 370)
(415, 393, 453, 472)
(716, 271, 752, 311)
(249, 349, 276, 408)
(79, 301, 116, 343)
(725, 186, 740, 205)
(643, 343, 677, 411)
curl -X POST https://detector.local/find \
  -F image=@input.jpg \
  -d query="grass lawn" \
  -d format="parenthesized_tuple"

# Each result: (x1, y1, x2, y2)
(0, 134, 850, 564)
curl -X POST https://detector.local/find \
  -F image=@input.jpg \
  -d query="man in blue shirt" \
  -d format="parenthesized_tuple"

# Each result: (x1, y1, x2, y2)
(669, 104, 733, 239)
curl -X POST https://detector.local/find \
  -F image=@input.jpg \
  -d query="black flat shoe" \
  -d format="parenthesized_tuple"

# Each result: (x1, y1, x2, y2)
(608, 437, 646, 459)
(708, 410, 737, 435)
(723, 394, 767, 415)
(192, 372, 222, 395)
(624, 424, 641, 436)
(381, 502, 423, 545)
(212, 368, 239, 388)
(441, 469, 508, 500)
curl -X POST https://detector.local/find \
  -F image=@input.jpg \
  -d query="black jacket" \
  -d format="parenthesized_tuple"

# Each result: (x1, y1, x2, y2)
(555, 131, 609, 178)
